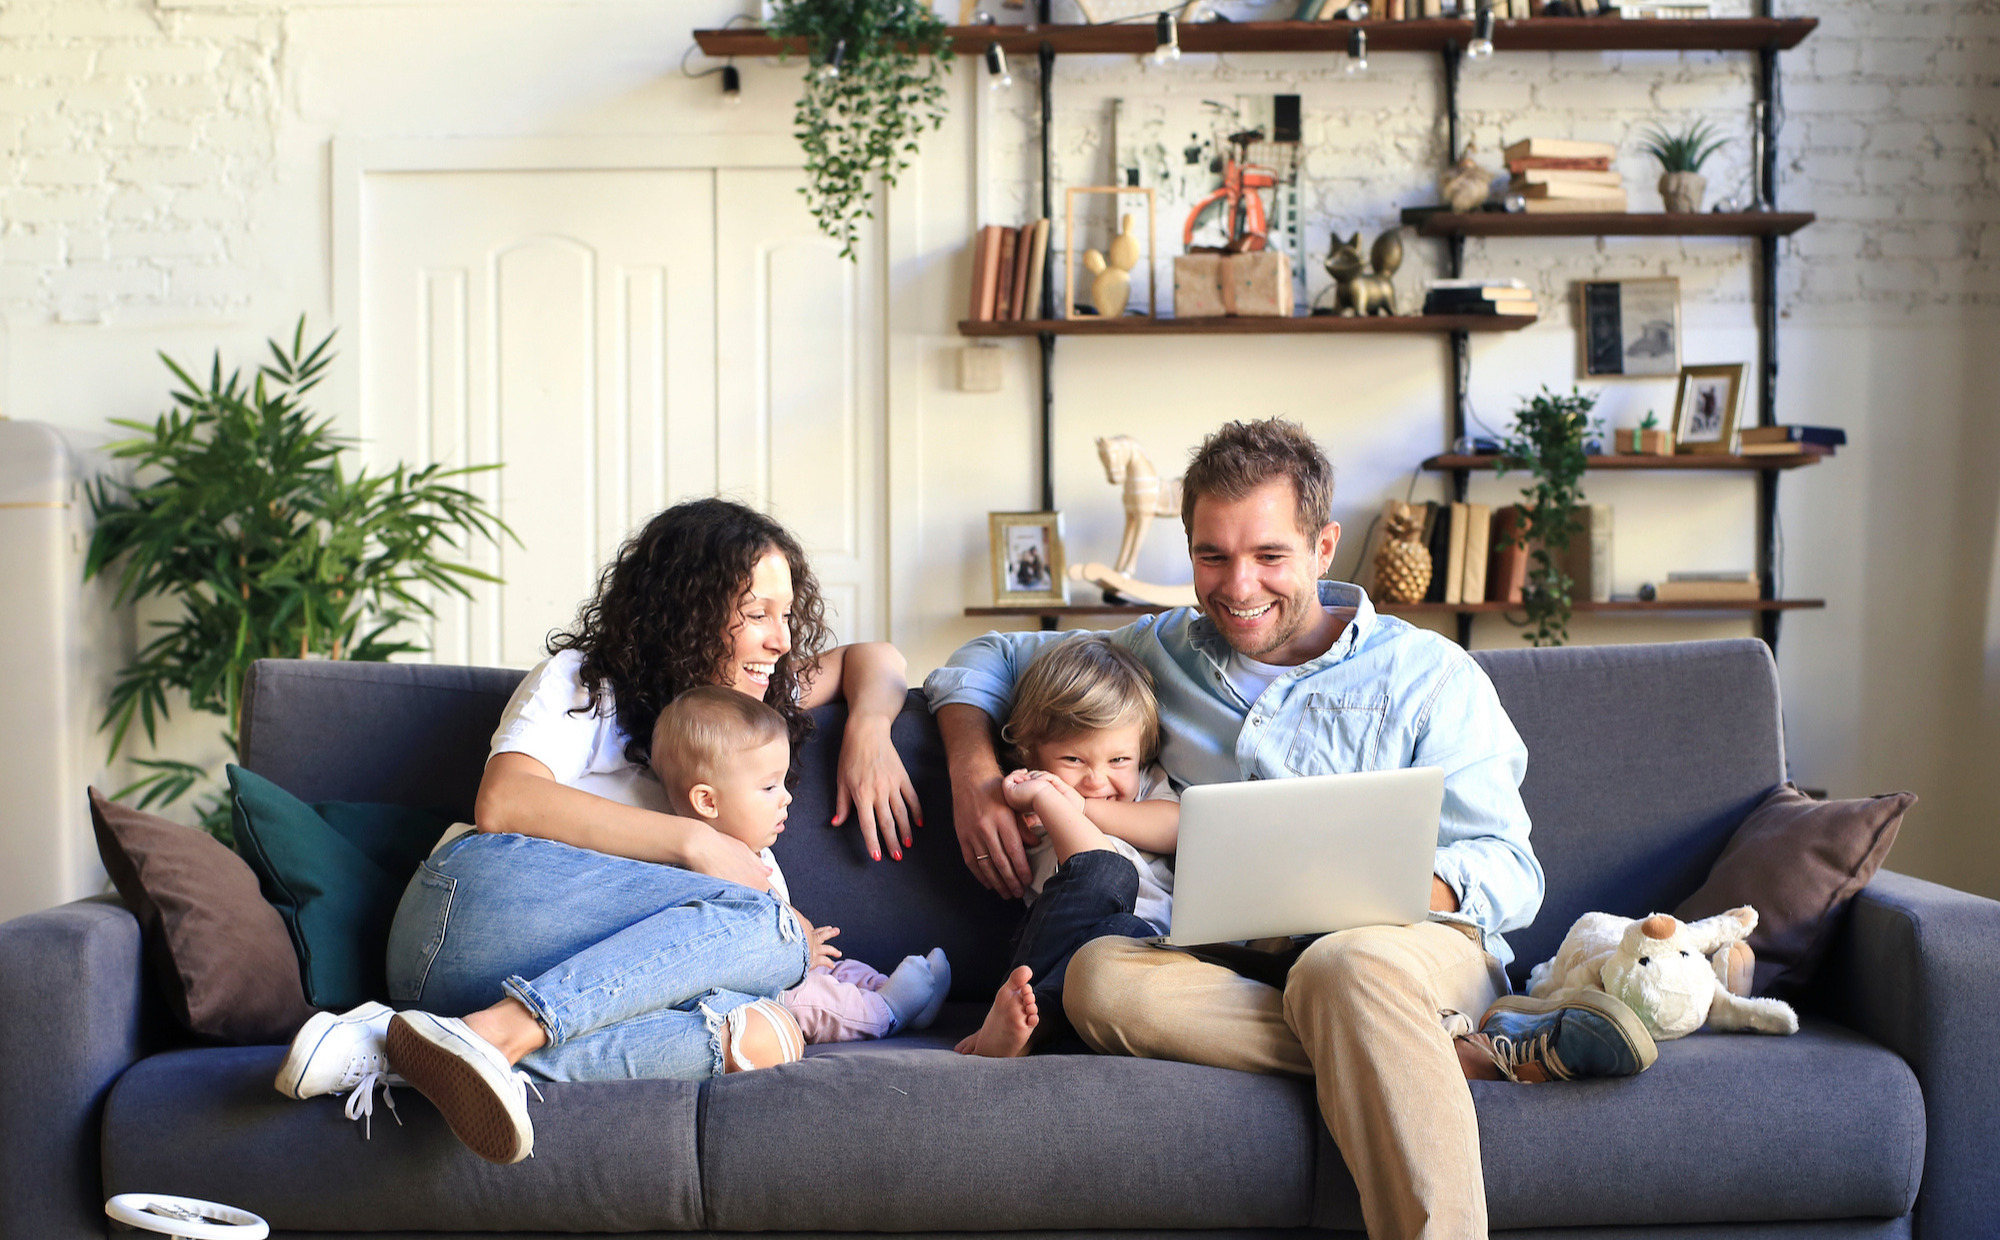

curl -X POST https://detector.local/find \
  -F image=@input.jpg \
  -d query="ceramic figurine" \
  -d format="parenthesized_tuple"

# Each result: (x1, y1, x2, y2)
(1439, 144, 1496, 213)
(1083, 214, 1141, 317)
(1326, 229, 1402, 317)
(1095, 435, 1183, 576)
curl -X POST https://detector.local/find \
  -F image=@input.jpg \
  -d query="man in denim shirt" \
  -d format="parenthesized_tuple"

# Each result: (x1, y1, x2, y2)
(926, 420, 1649, 1240)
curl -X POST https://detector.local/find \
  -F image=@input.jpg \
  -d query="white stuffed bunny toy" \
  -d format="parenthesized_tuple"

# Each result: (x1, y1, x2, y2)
(1527, 907, 1799, 1041)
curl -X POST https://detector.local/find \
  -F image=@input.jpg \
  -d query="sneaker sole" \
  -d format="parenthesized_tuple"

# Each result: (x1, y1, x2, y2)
(386, 1015, 531, 1165)
(1483, 990, 1661, 1072)
(274, 1009, 345, 1099)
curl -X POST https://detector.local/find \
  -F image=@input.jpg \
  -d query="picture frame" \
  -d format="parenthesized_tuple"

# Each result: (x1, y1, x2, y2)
(1578, 278, 1681, 377)
(989, 511, 1069, 607)
(1063, 186, 1157, 320)
(1672, 363, 1746, 454)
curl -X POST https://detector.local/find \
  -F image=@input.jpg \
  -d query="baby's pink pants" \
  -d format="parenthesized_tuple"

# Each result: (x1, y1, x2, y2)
(781, 959, 896, 1043)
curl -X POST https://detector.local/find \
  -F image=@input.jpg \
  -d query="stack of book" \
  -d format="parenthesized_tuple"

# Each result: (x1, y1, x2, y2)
(1299, 0, 1538, 16)
(1652, 571, 1758, 602)
(967, 219, 1051, 323)
(1735, 424, 1845, 457)
(1504, 139, 1626, 215)
(1423, 278, 1538, 319)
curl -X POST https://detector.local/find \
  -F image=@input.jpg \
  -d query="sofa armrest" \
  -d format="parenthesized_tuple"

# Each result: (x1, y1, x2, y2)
(0, 898, 151, 1240)
(1808, 869, 2000, 1240)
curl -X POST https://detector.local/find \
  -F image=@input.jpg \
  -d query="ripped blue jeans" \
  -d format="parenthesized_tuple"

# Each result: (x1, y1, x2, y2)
(384, 831, 808, 1082)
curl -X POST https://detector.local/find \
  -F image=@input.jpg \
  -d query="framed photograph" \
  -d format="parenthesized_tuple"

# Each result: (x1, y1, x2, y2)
(1578, 278, 1681, 377)
(1672, 364, 1746, 454)
(989, 511, 1069, 607)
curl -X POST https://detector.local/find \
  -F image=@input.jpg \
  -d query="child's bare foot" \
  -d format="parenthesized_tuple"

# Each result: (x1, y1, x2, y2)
(953, 965, 1038, 1058)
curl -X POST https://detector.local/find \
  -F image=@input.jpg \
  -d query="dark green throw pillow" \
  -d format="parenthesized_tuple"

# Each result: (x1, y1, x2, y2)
(227, 765, 450, 1010)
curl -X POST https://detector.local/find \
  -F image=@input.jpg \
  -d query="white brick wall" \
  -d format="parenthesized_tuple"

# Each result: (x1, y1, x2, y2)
(0, 0, 280, 324)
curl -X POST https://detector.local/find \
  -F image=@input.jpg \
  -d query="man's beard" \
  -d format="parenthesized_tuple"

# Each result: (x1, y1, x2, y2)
(1212, 581, 1322, 660)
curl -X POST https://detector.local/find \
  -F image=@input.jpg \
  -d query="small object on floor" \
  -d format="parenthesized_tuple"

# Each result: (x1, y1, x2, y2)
(106, 1193, 268, 1240)
(387, 1011, 542, 1165)
(1467, 990, 1658, 1083)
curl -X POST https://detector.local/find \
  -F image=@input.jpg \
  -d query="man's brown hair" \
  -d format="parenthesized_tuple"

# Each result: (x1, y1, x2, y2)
(1179, 418, 1335, 540)
(650, 685, 788, 797)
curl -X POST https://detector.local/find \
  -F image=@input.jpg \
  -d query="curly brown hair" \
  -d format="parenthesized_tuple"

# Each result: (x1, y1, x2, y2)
(548, 498, 834, 767)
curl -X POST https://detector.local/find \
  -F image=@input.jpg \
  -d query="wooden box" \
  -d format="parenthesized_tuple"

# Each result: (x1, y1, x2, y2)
(1220, 250, 1294, 317)
(1173, 253, 1227, 319)
(1616, 427, 1674, 455)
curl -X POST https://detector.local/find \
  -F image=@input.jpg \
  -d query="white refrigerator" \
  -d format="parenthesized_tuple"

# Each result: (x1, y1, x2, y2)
(0, 420, 110, 922)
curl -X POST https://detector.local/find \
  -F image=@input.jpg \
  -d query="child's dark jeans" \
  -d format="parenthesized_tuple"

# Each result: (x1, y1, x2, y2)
(1009, 848, 1160, 1045)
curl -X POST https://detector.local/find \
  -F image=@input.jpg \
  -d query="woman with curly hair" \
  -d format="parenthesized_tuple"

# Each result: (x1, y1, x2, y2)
(354, 498, 920, 1164)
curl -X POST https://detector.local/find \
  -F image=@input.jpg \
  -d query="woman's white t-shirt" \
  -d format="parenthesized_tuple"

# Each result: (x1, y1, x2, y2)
(475, 650, 789, 900)
(1021, 763, 1179, 934)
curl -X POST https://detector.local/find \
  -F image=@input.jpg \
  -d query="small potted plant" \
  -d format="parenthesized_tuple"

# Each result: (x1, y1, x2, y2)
(1640, 120, 1728, 214)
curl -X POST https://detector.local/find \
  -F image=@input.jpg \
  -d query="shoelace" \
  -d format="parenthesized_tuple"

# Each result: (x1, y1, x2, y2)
(1481, 1031, 1572, 1083)
(341, 1071, 401, 1139)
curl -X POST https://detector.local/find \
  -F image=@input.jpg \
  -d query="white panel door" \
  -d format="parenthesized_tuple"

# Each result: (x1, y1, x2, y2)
(361, 169, 718, 668)
(716, 168, 884, 646)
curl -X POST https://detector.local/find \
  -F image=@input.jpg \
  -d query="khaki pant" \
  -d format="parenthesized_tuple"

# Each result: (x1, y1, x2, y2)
(1064, 922, 1504, 1240)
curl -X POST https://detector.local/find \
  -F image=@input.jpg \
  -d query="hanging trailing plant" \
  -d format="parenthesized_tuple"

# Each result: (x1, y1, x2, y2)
(85, 319, 512, 839)
(1496, 386, 1601, 647)
(767, 0, 952, 260)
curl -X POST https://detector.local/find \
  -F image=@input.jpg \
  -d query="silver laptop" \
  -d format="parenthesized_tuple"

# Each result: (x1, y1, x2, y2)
(1155, 767, 1445, 947)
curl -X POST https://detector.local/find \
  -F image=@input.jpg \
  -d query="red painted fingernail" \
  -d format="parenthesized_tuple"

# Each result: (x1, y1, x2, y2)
(871, 850, 880, 861)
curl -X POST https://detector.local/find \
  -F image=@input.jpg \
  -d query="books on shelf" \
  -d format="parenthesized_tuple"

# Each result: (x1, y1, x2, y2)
(1425, 279, 1538, 318)
(1505, 138, 1618, 163)
(966, 218, 1051, 323)
(1737, 440, 1835, 457)
(1562, 504, 1614, 604)
(1654, 572, 1759, 602)
(1519, 196, 1630, 214)
(1487, 506, 1529, 604)
(1509, 156, 1615, 174)
(1739, 424, 1847, 447)
(1513, 168, 1624, 190)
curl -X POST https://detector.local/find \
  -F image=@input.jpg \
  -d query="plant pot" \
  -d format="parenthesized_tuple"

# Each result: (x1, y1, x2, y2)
(1659, 171, 1706, 214)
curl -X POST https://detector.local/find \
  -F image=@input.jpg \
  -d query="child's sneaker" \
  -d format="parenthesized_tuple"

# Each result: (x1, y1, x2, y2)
(275, 1001, 406, 1100)
(1467, 991, 1659, 1083)
(387, 1011, 542, 1165)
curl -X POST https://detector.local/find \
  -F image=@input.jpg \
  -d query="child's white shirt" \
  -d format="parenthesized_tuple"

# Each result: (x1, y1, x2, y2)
(1022, 763, 1178, 934)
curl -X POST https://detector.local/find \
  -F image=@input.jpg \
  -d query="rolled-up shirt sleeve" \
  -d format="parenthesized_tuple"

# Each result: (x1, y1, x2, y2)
(1413, 655, 1544, 958)
(920, 628, 1073, 721)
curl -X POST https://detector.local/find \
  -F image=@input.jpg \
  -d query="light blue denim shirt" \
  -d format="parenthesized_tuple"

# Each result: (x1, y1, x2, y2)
(922, 581, 1544, 966)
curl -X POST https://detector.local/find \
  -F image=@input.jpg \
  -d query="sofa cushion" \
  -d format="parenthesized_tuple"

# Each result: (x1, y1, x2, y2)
(1677, 783, 1914, 996)
(228, 765, 450, 1010)
(1460, 1018, 1923, 1230)
(1473, 640, 1788, 983)
(102, 1045, 703, 1232)
(700, 1042, 1322, 1232)
(88, 789, 318, 1044)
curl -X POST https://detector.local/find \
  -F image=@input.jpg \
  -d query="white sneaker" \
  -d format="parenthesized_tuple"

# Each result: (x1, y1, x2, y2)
(386, 1011, 542, 1165)
(275, 1002, 406, 1100)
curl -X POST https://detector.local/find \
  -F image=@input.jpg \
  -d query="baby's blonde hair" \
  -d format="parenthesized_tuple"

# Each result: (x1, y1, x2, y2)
(1001, 636, 1160, 766)
(650, 685, 788, 797)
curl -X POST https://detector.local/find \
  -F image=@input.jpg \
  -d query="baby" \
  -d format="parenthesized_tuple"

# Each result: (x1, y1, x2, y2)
(960, 636, 1179, 1057)
(652, 686, 949, 1045)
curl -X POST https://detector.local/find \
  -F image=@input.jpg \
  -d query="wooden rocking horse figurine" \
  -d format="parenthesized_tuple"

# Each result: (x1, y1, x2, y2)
(1097, 435, 1183, 575)
(1067, 435, 1197, 610)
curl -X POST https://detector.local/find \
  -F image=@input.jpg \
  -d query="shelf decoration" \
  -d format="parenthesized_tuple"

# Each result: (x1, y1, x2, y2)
(1064, 187, 1157, 319)
(1640, 119, 1729, 214)
(766, 0, 951, 260)
(1496, 386, 1603, 646)
(1068, 435, 1196, 610)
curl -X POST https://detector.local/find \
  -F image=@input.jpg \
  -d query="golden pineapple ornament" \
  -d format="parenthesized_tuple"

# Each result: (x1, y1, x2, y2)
(1373, 500, 1433, 603)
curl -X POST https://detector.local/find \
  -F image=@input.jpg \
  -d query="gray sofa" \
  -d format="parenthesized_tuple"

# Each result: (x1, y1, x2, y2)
(5, 638, 1995, 1240)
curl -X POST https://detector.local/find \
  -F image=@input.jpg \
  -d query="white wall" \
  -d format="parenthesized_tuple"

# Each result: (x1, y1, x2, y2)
(1, 0, 1995, 898)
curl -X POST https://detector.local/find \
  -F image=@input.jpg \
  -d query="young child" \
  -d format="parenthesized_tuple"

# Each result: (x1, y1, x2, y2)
(959, 636, 1179, 1058)
(652, 686, 950, 1045)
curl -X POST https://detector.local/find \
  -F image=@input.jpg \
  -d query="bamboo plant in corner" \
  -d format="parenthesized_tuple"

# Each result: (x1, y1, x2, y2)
(85, 318, 512, 841)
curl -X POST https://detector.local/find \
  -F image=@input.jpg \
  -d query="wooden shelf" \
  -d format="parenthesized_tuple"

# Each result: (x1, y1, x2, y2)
(695, 18, 1815, 59)
(960, 313, 1535, 337)
(1406, 211, 1816, 238)
(1424, 452, 1830, 472)
(965, 597, 1826, 620)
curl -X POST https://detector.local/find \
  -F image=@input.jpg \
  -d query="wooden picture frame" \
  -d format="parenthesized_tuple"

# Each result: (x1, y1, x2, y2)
(1672, 363, 1746, 454)
(1578, 278, 1681, 377)
(1063, 186, 1157, 320)
(989, 511, 1069, 607)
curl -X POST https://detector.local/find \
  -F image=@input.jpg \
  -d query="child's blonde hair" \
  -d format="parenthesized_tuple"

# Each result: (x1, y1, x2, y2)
(1001, 636, 1160, 766)
(650, 685, 789, 793)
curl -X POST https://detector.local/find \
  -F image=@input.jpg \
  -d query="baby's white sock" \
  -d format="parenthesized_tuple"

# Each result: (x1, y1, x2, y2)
(877, 955, 937, 1032)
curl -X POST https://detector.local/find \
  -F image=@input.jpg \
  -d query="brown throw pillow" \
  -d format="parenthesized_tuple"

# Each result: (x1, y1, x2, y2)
(1676, 782, 1915, 997)
(89, 788, 319, 1044)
